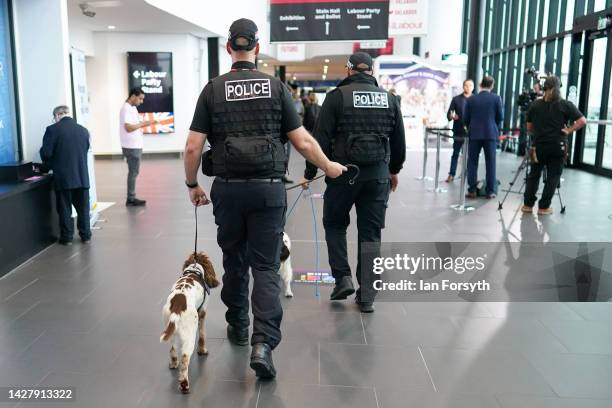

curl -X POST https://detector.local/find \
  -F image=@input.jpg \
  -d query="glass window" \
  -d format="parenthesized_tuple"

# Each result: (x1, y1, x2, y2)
(486, 3, 494, 52)
(531, 0, 541, 40)
(565, 0, 576, 30)
(582, 37, 607, 165)
(593, 0, 606, 11)
(0, 0, 19, 164)
(541, 0, 550, 37)
(538, 42, 547, 73)
(603, 78, 612, 168)
(514, 0, 523, 45)
(560, 35, 572, 93)
(518, 47, 526, 92)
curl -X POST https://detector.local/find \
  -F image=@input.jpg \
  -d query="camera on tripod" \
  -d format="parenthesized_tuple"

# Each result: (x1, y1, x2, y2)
(517, 66, 544, 112)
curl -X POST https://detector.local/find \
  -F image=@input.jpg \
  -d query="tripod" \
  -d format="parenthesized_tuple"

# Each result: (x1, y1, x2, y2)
(497, 152, 566, 213)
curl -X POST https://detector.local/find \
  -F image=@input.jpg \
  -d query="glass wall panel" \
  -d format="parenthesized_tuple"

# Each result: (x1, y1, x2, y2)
(582, 37, 607, 165)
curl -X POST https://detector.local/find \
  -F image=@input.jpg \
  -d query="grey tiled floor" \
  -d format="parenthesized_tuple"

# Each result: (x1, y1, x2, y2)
(1, 148, 612, 408)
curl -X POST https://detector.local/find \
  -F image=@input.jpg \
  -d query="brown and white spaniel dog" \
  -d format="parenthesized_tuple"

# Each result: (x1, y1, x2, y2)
(280, 232, 293, 297)
(160, 252, 219, 394)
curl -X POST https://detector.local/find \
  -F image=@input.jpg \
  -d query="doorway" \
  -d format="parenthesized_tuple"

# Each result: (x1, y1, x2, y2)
(577, 26, 612, 175)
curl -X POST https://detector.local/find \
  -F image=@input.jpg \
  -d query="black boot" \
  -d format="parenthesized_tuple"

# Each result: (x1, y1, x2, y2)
(126, 198, 146, 206)
(357, 301, 375, 313)
(250, 343, 276, 379)
(355, 292, 375, 313)
(226, 325, 249, 346)
(330, 276, 355, 300)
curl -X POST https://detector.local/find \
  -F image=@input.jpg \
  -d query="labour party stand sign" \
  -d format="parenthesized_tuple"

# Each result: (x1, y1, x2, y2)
(127, 52, 174, 134)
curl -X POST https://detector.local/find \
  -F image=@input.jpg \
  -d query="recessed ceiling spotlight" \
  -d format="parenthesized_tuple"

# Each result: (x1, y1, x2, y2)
(263, 63, 268, 67)
(107, 25, 116, 30)
(258, 59, 263, 63)
(292, 76, 297, 80)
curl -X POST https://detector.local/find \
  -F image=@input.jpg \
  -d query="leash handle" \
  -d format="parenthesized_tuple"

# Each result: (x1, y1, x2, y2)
(346, 164, 360, 185)
(285, 164, 360, 191)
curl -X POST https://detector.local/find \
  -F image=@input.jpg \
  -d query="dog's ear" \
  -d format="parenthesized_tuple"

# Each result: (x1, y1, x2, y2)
(196, 252, 220, 289)
(183, 252, 196, 271)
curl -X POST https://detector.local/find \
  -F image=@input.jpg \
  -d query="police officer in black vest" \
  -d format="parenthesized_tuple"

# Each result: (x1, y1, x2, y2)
(302, 52, 406, 313)
(183, 19, 346, 379)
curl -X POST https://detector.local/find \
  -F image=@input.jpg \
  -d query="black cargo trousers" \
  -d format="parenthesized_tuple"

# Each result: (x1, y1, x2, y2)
(323, 178, 391, 303)
(524, 143, 565, 209)
(210, 179, 286, 349)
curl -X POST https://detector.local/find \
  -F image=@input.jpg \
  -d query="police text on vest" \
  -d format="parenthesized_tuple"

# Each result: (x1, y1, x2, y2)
(225, 79, 272, 101)
(353, 91, 389, 108)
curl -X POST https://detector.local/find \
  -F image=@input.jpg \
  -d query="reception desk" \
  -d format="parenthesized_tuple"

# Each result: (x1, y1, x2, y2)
(0, 175, 58, 278)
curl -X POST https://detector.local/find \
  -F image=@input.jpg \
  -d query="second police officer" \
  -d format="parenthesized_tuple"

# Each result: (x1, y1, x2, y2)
(183, 18, 346, 379)
(302, 52, 406, 313)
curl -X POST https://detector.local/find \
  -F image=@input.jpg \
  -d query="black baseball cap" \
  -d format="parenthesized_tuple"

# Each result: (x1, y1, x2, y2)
(346, 52, 373, 72)
(228, 18, 259, 51)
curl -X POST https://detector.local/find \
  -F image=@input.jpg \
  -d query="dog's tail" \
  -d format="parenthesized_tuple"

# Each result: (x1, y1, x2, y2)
(160, 313, 180, 342)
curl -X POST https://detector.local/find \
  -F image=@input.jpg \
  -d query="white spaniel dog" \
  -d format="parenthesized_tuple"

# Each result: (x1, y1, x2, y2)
(160, 252, 219, 394)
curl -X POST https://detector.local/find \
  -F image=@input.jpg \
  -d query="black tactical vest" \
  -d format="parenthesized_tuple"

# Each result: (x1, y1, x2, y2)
(208, 70, 287, 178)
(334, 82, 396, 166)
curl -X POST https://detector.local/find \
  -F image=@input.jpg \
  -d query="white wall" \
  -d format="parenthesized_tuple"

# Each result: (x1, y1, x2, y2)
(69, 26, 95, 57)
(145, 0, 273, 55)
(85, 32, 204, 154)
(12, 0, 72, 163)
(420, 0, 463, 62)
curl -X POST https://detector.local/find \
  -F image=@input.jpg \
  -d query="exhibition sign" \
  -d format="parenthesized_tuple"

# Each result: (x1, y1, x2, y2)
(270, 0, 389, 42)
(127, 52, 174, 134)
(0, 0, 17, 164)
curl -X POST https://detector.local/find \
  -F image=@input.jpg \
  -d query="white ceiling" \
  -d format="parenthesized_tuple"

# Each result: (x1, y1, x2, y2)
(67, 0, 350, 80)
(67, 0, 214, 37)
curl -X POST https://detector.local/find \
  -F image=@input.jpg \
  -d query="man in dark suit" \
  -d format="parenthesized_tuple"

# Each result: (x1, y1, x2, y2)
(445, 79, 473, 182)
(40, 106, 91, 245)
(463, 76, 504, 198)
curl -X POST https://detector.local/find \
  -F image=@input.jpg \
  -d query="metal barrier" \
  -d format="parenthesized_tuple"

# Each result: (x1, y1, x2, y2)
(415, 127, 433, 181)
(418, 127, 474, 211)
(450, 138, 474, 212)
(422, 127, 453, 193)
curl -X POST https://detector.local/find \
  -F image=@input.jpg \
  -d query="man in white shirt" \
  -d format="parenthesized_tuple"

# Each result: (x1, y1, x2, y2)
(119, 87, 157, 206)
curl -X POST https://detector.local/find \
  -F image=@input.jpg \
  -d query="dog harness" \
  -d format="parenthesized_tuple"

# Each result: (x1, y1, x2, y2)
(182, 263, 210, 310)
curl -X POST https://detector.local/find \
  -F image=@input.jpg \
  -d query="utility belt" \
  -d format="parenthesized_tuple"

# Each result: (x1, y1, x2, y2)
(214, 177, 282, 183)
(201, 135, 287, 177)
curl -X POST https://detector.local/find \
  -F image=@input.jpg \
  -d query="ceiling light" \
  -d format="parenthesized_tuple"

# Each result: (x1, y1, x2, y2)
(324, 58, 330, 63)
(258, 59, 263, 63)
(263, 63, 268, 67)
(292, 76, 297, 80)
(323, 65, 328, 73)
(322, 74, 326, 80)
(107, 25, 116, 30)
